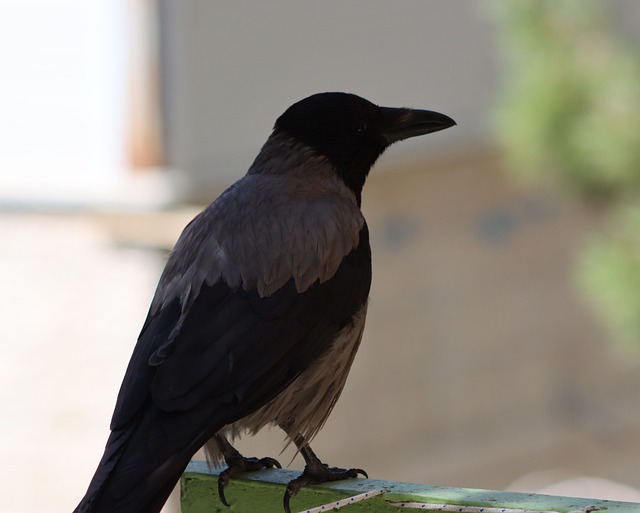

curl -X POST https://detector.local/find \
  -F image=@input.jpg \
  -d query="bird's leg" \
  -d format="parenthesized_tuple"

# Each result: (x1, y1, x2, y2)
(282, 432, 367, 513)
(213, 433, 282, 507)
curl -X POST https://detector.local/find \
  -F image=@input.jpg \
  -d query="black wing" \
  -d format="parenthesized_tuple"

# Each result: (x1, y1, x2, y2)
(75, 225, 371, 513)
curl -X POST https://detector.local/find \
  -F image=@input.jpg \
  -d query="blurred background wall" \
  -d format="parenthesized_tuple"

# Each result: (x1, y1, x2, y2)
(2, 2, 640, 512)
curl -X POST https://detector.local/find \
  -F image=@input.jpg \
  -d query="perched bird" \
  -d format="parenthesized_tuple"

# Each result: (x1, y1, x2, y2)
(74, 92, 455, 513)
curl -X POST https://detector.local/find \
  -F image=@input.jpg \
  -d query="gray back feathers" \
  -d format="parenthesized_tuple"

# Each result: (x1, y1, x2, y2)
(151, 136, 365, 315)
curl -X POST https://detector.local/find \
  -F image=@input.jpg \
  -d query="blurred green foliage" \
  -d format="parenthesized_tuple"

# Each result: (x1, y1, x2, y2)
(489, 0, 640, 354)
(580, 206, 640, 356)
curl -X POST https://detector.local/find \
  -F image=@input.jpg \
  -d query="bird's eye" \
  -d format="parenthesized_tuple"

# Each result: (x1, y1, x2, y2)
(355, 122, 368, 134)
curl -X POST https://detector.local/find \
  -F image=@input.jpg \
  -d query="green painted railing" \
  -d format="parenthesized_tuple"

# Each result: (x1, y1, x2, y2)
(181, 460, 640, 513)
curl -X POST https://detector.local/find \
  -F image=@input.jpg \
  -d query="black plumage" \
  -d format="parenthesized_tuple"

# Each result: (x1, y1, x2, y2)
(74, 92, 455, 513)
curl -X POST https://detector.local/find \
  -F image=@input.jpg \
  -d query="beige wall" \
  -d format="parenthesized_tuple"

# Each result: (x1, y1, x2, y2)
(159, 1, 498, 200)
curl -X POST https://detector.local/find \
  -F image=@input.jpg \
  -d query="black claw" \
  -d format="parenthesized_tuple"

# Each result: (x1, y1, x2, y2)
(283, 491, 293, 513)
(282, 464, 368, 513)
(216, 456, 282, 507)
(217, 474, 231, 507)
(261, 456, 282, 469)
(283, 473, 309, 513)
(214, 434, 283, 507)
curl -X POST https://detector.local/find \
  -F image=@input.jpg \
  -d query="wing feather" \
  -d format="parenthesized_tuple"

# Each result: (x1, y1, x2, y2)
(112, 173, 368, 431)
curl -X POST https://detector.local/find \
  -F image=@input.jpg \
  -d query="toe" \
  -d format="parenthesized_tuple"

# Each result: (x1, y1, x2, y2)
(283, 491, 292, 513)
(353, 467, 368, 479)
(259, 456, 282, 469)
(217, 474, 232, 507)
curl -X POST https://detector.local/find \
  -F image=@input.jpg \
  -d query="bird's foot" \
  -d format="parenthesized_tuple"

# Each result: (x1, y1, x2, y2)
(218, 453, 282, 506)
(214, 433, 282, 506)
(283, 461, 367, 513)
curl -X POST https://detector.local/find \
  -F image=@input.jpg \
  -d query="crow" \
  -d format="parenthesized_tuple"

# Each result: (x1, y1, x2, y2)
(73, 92, 455, 513)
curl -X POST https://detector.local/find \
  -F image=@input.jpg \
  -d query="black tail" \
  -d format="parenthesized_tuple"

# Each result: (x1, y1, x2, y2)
(74, 402, 221, 513)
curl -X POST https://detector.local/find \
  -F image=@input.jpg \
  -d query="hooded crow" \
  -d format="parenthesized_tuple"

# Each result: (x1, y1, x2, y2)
(73, 92, 455, 513)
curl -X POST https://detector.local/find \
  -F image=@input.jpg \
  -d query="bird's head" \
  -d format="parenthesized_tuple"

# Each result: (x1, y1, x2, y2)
(273, 92, 456, 200)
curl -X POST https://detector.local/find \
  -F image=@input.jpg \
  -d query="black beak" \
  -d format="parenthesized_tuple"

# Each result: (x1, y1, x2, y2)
(380, 107, 456, 145)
